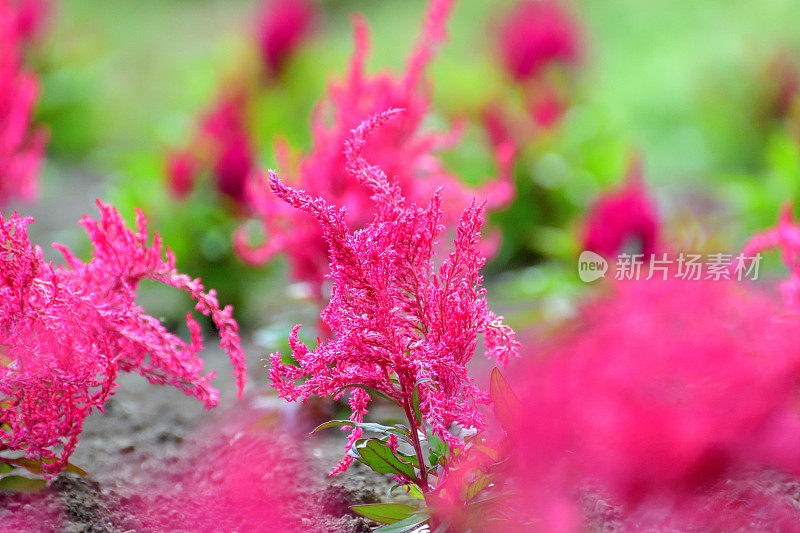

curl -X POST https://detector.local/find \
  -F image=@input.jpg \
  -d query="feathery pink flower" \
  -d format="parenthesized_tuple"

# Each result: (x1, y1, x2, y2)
(256, 0, 315, 76)
(0, 0, 45, 206)
(497, 0, 581, 82)
(268, 110, 519, 475)
(742, 204, 800, 309)
(237, 0, 514, 300)
(582, 156, 660, 257)
(166, 90, 255, 207)
(0, 201, 247, 476)
(509, 277, 800, 530)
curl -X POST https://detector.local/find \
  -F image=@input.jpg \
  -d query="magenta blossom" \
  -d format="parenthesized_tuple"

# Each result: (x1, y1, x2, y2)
(256, 0, 315, 76)
(13, 0, 51, 41)
(510, 277, 800, 531)
(167, 90, 256, 207)
(237, 0, 514, 301)
(742, 204, 800, 309)
(0, 201, 247, 476)
(582, 157, 660, 257)
(0, 0, 45, 206)
(268, 110, 519, 476)
(165, 148, 197, 199)
(497, 0, 581, 82)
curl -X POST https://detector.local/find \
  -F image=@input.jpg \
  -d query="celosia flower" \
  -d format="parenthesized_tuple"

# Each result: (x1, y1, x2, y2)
(0, 0, 45, 206)
(165, 148, 197, 199)
(166, 90, 255, 207)
(129, 408, 325, 533)
(13, 0, 50, 41)
(0, 201, 247, 476)
(509, 277, 800, 531)
(582, 156, 660, 257)
(268, 110, 519, 476)
(200, 90, 255, 205)
(742, 204, 800, 308)
(237, 0, 514, 301)
(497, 0, 581, 82)
(256, 0, 314, 76)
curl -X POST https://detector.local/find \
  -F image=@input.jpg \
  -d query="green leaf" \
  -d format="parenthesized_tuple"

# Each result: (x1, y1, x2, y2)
(389, 483, 425, 500)
(427, 429, 449, 466)
(405, 484, 425, 500)
(0, 458, 87, 477)
(466, 474, 495, 501)
(356, 439, 417, 479)
(490, 368, 521, 433)
(411, 378, 432, 424)
(374, 513, 430, 532)
(0, 476, 47, 493)
(350, 503, 418, 524)
(311, 420, 410, 442)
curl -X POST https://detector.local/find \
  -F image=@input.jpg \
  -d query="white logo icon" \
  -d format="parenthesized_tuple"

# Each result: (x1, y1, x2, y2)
(578, 251, 608, 282)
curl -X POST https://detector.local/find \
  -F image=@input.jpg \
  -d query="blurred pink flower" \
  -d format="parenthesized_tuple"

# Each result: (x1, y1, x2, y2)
(743, 204, 800, 309)
(267, 110, 519, 476)
(165, 148, 197, 199)
(201, 91, 255, 205)
(130, 410, 323, 533)
(497, 0, 581, 82)
(582, 157, 660, 257)
(0, 0, 45, 206)
(0, 201, 247, 476)
(237, 0, 514, 301)
(256, 0, 315, 75)
(509, 277, 800, 530)
(13, 0, 51, 41)
(167, 90, 256, 207)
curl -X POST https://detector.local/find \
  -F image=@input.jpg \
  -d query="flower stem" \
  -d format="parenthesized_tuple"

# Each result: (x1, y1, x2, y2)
(400, 380, 429, 492)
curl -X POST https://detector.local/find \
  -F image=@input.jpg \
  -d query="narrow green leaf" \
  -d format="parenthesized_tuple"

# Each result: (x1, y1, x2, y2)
(374, 513, 429, 532)
(405, 484, 424, 500)
(350, 503, 417, 524)
(428, 430, 448, 457)
(490, 368, 521, 433)
(411, 378, 431, 424)
(0, 476, 47, 493)
(0, 458, 86, 477)
(356, 439, 417, 479)
(311, 420, 409, 443)
(389, 483, 425, 500)
(466, 474, 495, 501)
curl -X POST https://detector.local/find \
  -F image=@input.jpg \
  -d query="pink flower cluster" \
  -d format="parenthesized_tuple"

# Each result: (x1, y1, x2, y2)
(510, 277, 800, 530)
(582, 157, 660, 257)
(0, 201, 247, 476)
(166, 90, 255, 207)
(0, 0, 46, 206)
(498, 0, 581, 82)
(268, 110, 519, 475)
(237, 0, 514, 300)
(488, 0, 582, 133)
(743, 204, 800, 308)
(166, 0, 316, 205)
(257, 0, 314, 76)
